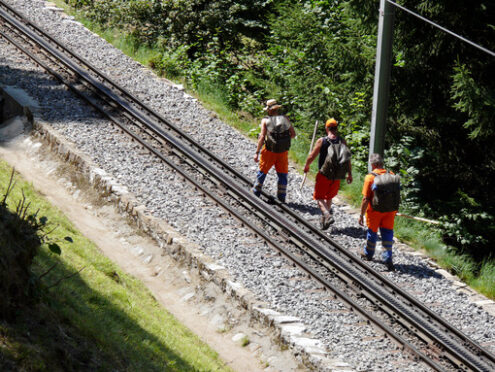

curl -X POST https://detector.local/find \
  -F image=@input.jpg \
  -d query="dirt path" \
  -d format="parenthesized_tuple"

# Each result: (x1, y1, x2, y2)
(0, 135, 301, 372)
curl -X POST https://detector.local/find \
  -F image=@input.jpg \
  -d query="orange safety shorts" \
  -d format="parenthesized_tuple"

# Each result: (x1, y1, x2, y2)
(365, 208, 397, 232)
(258, 148, 289, 174)
(313, 172, 340, 200)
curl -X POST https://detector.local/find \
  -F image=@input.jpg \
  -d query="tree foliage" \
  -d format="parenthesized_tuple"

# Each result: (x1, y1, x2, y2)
(64, 0, 495, 258)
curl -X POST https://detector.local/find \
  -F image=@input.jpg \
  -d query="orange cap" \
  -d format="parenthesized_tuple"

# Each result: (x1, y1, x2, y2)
(325, 118, 338, 128)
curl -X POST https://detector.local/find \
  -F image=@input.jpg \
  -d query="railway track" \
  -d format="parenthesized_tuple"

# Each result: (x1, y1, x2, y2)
(1, 2, 494, 370)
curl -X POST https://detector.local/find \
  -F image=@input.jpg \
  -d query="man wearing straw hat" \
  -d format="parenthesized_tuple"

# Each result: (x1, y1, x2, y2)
(252, 99, 296, 203)
(303, 118, 353, 229)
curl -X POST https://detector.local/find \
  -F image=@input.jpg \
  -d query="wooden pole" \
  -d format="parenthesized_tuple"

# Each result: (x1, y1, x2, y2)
(396, 212, 439, 225)
(300, 120, 319, 191)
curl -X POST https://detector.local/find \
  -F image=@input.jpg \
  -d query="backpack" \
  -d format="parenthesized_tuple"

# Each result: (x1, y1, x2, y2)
(370, 171, 401, 212)
(264, 116, 291, 153)
(320, 142, 352, 180)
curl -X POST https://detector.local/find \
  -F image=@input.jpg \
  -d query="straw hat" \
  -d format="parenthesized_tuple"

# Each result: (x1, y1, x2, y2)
(264, 99, 282, 111)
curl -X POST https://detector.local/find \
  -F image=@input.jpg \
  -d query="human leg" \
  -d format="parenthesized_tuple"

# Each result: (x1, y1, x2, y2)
(253, 149, 276, 196)
(379, 227, 394, 263)
(314, 174, 339, 229)
(316, 199, 331, 215)
(274, 152, 289, 202)
(252, 170, 267, 196)
(379, 211, 396, 269)
(363, 209, 380, 259)
(276, 172, 288, 202)
(315, 199, 334, 229)
(363, 228, 378, 259)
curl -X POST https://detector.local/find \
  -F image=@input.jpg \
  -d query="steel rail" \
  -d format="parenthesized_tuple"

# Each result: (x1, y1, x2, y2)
(0, 9, 487, 371)
(0, 13, 479, 371)
(1, 5, 494, 370)
(0, 9, 483, 366)
(0, 14, 483, 366)
(0, 18, 447, 372)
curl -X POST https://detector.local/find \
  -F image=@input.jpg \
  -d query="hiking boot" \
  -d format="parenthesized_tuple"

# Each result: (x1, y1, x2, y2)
(321, 214, 334, 230)
(320, 215, 326, 229)
(384, 260, 395, 271)
(360, 252, 372, 261)
(265, 196, 277, 205)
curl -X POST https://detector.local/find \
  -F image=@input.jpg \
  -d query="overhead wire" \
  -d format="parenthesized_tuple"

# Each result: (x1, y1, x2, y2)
(386, 0, 495, 58)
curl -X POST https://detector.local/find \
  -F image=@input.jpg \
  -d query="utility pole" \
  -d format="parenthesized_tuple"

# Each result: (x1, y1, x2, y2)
(369, 0, 395, 167)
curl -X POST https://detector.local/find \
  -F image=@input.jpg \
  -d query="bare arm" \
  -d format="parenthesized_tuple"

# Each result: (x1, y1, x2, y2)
(346, 160, 353, 184)
(303, 138, 322, 173)
(254, 120, 267, 163)
(285, 116, 296, 139)
(289, 125, 296, 139)
(341, 137, 353, 184)
(358, 197, 369, 226)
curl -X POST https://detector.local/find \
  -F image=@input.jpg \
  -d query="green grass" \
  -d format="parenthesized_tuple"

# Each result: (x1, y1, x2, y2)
(51, 1, 495, 301)
(0, 161, 231, 371)
(193, 78, 258, 135)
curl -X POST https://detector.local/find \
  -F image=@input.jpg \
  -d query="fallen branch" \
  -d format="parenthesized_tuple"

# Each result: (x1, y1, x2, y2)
(38, 262, 58, 280)
(47, 266, 86, 289)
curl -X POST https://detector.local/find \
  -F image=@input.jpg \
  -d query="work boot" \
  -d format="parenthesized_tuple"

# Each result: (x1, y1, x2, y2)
(383, 260, 395, 271)
(360, 252, 372, 261)
(321, 213, 334, 230)
(319, 215, 325, 229)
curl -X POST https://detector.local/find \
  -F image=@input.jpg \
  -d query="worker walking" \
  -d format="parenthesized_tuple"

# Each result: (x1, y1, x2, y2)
(253, 99, 296, 203)
(303, 118, 353, 230)
(358, 153, 400, 271)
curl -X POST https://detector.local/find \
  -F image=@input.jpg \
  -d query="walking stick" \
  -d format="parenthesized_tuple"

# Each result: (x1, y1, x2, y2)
(299, 120, 319, 192)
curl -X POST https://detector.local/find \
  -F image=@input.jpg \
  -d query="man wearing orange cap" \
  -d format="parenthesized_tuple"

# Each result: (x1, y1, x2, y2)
(253, 99, 296, 202)
(303, 118, 353, 229)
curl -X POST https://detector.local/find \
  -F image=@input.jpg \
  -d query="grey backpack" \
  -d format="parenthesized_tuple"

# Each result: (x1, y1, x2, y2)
(264, 116, 291, 153)
(371, 171, 401, 212)
(320, 143, 352, 180)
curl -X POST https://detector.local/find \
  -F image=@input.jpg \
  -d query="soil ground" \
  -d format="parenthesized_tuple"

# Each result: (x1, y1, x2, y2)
(0, 134, 304, 372)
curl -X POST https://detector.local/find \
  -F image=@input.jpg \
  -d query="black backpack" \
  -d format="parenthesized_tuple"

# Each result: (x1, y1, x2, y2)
(320, 143, 352, 180)
(371, 171, 401, 212)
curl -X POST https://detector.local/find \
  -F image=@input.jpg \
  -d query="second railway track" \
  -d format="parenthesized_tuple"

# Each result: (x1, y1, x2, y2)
(1, 1, 495, 371)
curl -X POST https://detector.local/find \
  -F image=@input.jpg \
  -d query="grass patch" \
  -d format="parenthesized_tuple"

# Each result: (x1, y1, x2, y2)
(471, 262, 495, 299)
(192, 78, 258, 135)
(340, 173, 365, 207)
(0, 160, 231, 371)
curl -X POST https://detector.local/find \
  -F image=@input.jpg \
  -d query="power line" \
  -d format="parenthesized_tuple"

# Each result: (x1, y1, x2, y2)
(386, 0, 495, 58)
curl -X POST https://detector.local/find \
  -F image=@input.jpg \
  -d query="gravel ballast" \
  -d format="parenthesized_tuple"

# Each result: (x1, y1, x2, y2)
(1, 1, 495, 371)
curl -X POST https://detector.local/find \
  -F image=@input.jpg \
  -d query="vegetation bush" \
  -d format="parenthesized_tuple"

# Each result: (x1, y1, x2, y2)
(0, 179, 41, 320)
(62, 0, 494, 260)
(0, 164, 231, 370)
(0, 171, 68, 320)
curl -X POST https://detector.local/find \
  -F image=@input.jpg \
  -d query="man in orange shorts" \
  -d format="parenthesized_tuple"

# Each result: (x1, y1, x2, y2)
(253, 99, 296, 202)
(303, 118, 353, 229)
(358, 153, 398, 271)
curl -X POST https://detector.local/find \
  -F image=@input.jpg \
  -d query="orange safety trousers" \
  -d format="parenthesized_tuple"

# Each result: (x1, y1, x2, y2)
(258, 148, 289, 174)
(365, 209, 397, 232)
